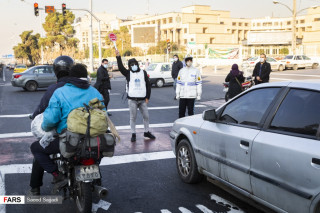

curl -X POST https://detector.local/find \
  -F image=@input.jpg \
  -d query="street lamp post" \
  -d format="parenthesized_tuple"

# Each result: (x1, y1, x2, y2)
(273, 1, 318, 55)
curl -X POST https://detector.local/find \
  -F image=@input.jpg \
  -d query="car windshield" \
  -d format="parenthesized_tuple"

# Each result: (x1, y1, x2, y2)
(247, 57, 258, 61)
(284, 55, 293, 59)
(24, 66, 36, 73)
(147, 64, 157, 71)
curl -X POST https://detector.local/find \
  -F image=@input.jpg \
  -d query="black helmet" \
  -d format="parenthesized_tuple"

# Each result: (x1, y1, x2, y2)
(53, 55, 74, 78)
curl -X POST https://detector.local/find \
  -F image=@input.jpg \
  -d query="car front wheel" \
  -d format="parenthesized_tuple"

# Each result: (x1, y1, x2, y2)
(278, 65, 284, 71)
(156, 79, 164, 88)
(176, 139, 203, 183)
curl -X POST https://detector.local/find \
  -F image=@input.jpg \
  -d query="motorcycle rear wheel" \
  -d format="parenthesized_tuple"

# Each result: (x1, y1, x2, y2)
(76, 182, 92, 213)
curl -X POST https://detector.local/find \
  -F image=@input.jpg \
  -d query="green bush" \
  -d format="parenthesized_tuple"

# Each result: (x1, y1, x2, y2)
(90, 72, 97, 78)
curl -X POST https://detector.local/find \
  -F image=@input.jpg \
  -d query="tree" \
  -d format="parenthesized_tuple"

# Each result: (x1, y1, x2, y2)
(13, 31, 40, 65)
(279, 48, 289, 55)
(105, 26, 131, 56)
(41, 10, 79, 58)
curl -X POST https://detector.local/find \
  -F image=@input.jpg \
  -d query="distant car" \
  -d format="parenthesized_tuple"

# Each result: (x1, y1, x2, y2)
(280, 55, 318, 70)
(146, 63, 174, 88)
(241, 57, 285, 74)
(11, 65, 57, 91)
(139, 61, 146, 70)
(13, 64, 28, 73)
(171, 80, 320, 213)
(111, 61, 118, 71)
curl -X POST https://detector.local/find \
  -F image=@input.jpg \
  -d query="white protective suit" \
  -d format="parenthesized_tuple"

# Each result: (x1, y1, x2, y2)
(176, 66, 202, 100)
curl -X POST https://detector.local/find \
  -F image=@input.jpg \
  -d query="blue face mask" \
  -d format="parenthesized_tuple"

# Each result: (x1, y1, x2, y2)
(131, 65, 138, 71)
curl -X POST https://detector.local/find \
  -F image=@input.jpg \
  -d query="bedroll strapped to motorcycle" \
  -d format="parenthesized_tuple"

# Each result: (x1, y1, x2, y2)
(67, 98, 108, 137)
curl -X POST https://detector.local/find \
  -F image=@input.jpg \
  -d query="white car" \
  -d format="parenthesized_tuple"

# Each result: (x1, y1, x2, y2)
(280, 55, 318, 70)
(170, 80, 320, 213)
(241, 57, 285, 75)
(146, 63, 174, 88)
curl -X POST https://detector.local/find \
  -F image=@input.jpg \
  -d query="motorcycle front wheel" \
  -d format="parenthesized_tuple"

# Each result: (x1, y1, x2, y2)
(75, 182, 92, 213)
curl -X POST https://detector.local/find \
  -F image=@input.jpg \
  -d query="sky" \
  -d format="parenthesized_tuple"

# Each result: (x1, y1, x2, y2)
(0, 0, 319, 56)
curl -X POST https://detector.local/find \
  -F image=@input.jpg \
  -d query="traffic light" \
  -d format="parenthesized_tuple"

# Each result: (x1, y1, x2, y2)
(34, 3, 39, 16)
(62, 3, 66, 16)
(167, 39, 171, 52)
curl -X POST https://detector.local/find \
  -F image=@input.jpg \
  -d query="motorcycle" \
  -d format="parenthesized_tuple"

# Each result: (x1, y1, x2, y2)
(223, 76, 254, 102)
(37, 101, 115, 213)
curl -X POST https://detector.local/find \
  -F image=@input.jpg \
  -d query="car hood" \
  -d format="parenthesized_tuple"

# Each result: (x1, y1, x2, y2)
(173, 114, 204, 132)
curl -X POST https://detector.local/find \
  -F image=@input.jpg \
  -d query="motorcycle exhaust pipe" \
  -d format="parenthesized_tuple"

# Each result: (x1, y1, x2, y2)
(93, 185, 108, 199)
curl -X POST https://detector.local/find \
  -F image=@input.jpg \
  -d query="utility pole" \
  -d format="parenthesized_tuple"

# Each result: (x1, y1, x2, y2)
(89, 0, 94, 73)
(292, 0, 297, 55)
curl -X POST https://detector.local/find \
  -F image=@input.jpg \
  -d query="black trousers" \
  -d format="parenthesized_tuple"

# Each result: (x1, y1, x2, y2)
(101, 89, 110, 109)
(30, 138, 59, 174)
(30, 158, 44, 188)
(179, 98, 195, 118)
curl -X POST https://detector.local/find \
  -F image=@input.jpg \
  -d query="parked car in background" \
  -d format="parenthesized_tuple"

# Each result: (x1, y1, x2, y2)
(171, 80, 320, 213)
(13, 64, 27, 73)
(241, 57, 285, 74)
(111, 61, 118, 71)
(139, 61, 146, 70)
(11, 65, 56, 91)
(280, 55, 318, 70)
(146, 63, 174, 88)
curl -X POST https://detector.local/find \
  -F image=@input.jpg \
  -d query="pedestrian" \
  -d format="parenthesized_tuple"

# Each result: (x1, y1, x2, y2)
(94, 59, 112, 116)
(145, 59, 150, 70)
(176, 55, 202, 118)
(171, 54, 183, 100)
(225, 64, 245, 99)
(252, 53, 271, 85)
(115, 50, 156, 142)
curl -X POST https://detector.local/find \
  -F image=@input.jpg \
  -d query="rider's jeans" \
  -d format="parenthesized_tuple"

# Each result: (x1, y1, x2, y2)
(30, 158, 44, 188)
(30, 138, 59, 174)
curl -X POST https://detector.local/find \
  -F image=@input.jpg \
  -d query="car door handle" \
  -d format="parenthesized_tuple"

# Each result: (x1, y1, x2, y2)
(240, 140, 250, 147)
(311, 158, 320, 169)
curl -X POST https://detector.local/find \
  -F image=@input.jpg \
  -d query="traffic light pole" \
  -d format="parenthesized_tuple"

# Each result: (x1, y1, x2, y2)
(38, 7, 102, 72)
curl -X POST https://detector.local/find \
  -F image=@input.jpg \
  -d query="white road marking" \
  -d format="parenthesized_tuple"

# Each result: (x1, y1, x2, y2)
(0, 105, 206, 118)
(210, 194, 244, 213)
(91, 199, 111, 212)
(272, 73, 320, 77)
(196, 204, 214, 213)
(0, 151, 175, 213)
(0, 123, 174, 139)
(179, 207, 193, 213)
(161, 210, 172, 213)
(270, 77, 293, 81)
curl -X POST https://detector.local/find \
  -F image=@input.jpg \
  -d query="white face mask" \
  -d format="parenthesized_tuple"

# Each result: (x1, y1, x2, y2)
(131, 65, 138, 71)
(173, 58, 178, 62)
(186, 61, 192, 67)
(260, 58, 265, 63)
(103, 64, 108, 68)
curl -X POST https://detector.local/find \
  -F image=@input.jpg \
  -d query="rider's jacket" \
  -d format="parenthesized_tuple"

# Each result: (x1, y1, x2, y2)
(42, 77, 103, 134)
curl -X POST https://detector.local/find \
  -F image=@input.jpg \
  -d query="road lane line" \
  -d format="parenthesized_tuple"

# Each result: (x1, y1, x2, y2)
(161, 210, 172, 213)
(179, 207, 193, 213)
(92, 200, 111, 212)
(0, 151, 175, 213)
(272, 73, 320, 77)
(210, 194, 244, 213)
(196, 204, 214, 213)
(0, 105, 206, 118)
(270, 77, 293, 81)
(0, 123, 174, 139)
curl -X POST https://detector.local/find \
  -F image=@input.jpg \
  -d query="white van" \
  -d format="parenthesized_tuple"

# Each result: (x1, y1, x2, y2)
(146, 63, 174, 87)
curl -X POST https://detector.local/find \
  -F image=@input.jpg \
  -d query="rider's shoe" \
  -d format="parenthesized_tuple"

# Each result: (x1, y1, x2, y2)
(28, 187, 40, 196)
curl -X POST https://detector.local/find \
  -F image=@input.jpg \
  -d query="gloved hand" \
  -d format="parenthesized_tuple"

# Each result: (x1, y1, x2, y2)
(196, 96, 201, 101)
(176, 95, 180, 100)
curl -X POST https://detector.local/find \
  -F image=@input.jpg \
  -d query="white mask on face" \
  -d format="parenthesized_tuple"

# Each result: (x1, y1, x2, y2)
(173, 57, 178, 62)
(186, 61, 192, 67)
(260, 58, 265, 63)
(103, 64, 108, 68)
(131, 65, 138, 71)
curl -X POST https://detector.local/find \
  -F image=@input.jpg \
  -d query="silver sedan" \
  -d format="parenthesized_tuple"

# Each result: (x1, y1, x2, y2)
(170, 80, 320, 213)
(11, 65, 57, 91)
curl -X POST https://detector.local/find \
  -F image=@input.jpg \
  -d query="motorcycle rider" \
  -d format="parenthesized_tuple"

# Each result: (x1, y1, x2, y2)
(176, 55, 202, 118)
(30, 63, 104, 193)
(29, 55, 74, 195)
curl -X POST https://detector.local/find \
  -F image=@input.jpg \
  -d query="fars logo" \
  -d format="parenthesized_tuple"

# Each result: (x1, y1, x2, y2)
(0, 196, 25, 204)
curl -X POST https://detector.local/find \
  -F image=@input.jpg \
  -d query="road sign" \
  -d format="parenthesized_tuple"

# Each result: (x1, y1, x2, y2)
(108, 33, 117, 42)
(45, 6, 55, 14)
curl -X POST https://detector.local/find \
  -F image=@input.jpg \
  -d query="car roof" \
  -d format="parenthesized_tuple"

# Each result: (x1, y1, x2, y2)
(253, 80, 320, 91)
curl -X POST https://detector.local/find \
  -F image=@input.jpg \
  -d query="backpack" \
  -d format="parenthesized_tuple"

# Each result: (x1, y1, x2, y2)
(67, 98, 108, 137)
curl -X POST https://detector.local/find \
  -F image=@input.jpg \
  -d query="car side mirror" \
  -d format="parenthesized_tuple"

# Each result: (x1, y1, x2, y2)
(202, 109, 217, 122)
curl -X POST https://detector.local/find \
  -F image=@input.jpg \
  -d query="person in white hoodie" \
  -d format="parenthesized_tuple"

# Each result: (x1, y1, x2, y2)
(176, 55, 202, 118)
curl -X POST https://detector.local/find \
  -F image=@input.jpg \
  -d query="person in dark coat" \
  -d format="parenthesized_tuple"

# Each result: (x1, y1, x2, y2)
(94, 59, 112, 116)
(29, 55, 75, 196)
(252, 53, 271, 85)
(225, 64, 245, 99)
(171, 55, 183, 100)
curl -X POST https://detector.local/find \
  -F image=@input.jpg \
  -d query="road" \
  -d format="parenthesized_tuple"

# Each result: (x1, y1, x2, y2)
(1, 65, 319, 213)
